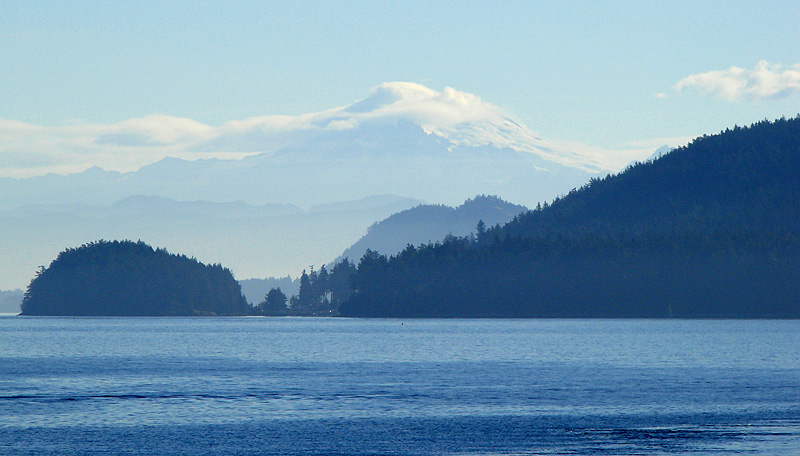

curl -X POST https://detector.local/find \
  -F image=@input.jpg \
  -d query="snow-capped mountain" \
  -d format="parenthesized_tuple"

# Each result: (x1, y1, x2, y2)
(0, 83, 610, 210)
(194, 82, 612, 173)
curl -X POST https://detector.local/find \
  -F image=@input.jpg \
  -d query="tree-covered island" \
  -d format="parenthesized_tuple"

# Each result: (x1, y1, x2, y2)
(20, 240, 250, 316)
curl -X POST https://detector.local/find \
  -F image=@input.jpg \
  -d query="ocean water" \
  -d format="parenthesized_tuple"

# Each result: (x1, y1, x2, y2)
(0, 317, 798, 455)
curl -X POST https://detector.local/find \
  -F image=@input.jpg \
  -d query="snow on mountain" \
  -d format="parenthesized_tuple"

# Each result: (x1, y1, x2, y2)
(1, 83, 607, 210)
(648, 145, 676, 161)
(1, 82, 615, 184)
(203, 82, 605, 172)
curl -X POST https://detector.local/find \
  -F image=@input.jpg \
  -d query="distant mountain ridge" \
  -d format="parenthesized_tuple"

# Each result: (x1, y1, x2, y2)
(0, 194, 422, 290)
(236, 195, 526, 305)
(0, 289, 22, 314)
(337, 195, 527, 263)
(3, 195, 302, 219)
(239, 276, 299, 306)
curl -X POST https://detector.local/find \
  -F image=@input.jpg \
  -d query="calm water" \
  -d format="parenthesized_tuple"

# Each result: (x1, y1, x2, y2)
(0, 317, 798, 455)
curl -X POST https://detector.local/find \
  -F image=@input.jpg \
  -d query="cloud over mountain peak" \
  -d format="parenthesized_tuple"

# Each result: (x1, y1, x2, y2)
(206, 82, 570, 166)
(344, 82, 440, 113)
(0, 82, 661, 179)
(343, 82, 501, 131)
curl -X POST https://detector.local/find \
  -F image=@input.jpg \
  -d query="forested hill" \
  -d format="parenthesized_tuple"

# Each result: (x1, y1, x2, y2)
(21, 240, 250, 316)
(496, 117, 799, 241)
(337, 195, 527, 263)
(339, 117, 800, 318)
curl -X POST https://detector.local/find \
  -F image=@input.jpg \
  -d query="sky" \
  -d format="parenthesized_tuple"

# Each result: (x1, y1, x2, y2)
(1, 0, 799, 178)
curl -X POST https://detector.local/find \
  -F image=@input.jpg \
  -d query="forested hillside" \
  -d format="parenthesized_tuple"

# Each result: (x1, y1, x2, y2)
(21, 240, 250, 316)
(339, 117, 800, 318)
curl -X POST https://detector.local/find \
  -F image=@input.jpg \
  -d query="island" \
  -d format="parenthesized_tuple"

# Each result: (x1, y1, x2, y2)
(20, 240, 250, 316)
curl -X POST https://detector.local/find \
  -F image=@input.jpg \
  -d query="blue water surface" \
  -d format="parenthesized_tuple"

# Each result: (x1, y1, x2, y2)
(0, 317, 798, 455)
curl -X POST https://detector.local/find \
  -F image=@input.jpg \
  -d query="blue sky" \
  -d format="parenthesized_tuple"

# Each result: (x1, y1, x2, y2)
(1, 0, 798, 175)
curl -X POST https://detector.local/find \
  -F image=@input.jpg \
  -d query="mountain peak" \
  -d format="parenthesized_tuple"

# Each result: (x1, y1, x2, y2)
(344, 82, 439, 114)
(339, 82, 501, 133)
(328, 83, 578, 166)
(0, 82, 634, 181)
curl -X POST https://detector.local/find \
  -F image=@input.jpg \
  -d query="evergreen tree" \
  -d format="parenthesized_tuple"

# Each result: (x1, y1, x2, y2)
(314, 265, 331, 309)
(475, 219, 487, 243)
(294, 269, 314, 312)
(259, 287, 288, 315)
(329, 258, 357, 304)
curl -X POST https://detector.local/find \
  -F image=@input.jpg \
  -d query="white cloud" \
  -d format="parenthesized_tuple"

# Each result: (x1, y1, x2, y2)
(331, 82, 503, 132)
(545, 136, 693, 172)
(675, 60, 800, 102)
(102, 114, 216, 145)
(0, 115, 220, 178)
(0, 83, 522, 178)
(0, 82, 680, 178)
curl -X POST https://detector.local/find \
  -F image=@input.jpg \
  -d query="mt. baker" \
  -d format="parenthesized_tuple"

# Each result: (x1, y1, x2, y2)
(1, 83, 609, 209)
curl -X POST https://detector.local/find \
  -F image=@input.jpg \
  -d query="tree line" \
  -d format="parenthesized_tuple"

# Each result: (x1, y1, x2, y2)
(254, 259, 356, 316)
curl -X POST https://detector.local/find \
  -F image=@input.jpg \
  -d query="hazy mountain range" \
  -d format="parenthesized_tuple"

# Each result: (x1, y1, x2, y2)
(0, 194, 421, 292)
(1, 194, 528, 309)
(337, 195, 527, 265)
(0, 289, 22, 314)
(238, 195, 527, 305)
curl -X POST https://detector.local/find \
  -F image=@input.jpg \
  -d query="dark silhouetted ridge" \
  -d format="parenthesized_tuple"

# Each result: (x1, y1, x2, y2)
(339, 117, 800, 318)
